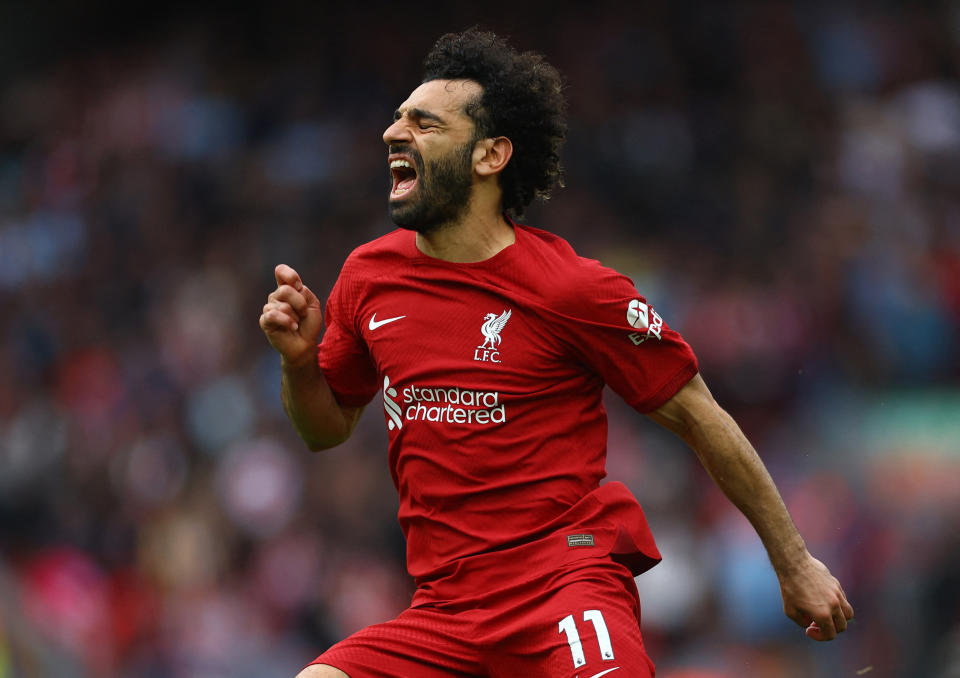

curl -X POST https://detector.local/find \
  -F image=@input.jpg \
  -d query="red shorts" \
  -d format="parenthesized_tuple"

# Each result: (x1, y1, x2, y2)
(310, 557, 655, 678)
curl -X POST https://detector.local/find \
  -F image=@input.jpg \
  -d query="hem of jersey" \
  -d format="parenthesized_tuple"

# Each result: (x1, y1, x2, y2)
(635, 360, 699, 413)
(409, 482, 658, 607)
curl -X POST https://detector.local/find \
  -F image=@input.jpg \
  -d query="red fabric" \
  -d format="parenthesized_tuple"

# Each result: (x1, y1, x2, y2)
(318, 223, 698, 594)
(312, 558, 655, 678)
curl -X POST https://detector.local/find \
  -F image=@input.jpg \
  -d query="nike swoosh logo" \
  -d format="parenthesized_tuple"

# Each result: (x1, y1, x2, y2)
(368, 313, 406, 330)
(578, 669, 621, 678)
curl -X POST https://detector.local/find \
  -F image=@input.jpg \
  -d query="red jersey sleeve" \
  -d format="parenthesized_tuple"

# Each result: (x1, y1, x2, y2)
(317, 263, 379, 408)
(559, 260, 698, 413)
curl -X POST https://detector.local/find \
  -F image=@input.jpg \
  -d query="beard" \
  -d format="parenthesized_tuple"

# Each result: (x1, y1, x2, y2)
(388, 140, 474, 234)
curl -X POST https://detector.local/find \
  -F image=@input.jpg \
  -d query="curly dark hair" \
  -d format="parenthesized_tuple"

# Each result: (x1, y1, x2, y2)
(422, 28, 567, 217)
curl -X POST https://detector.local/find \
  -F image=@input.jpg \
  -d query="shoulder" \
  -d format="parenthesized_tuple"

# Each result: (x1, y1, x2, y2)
(327, 230, 412, 312)
(517, 224, 639, 311)
(339, 229, 412, 279)
(516, 223, 579, 261)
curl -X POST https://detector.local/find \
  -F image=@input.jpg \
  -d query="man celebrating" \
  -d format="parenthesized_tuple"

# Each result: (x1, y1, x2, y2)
(260, 28, 853, 678)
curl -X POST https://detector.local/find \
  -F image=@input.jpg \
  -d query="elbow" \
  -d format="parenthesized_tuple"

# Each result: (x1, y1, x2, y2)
(296, 419, 353, 451)
(304, 439, 333, 452)
(302, 432, 350, 452)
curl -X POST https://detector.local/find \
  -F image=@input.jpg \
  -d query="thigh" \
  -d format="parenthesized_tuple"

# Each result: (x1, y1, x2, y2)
(309, 605, 485, 678)
(488, 560, 655, 678)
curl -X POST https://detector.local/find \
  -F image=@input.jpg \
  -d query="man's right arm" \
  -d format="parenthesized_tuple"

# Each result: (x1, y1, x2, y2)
(260, 264, 363, 450)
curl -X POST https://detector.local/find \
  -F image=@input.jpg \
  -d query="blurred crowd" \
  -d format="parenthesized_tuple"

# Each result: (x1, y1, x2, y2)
(0, 2, 958, 677)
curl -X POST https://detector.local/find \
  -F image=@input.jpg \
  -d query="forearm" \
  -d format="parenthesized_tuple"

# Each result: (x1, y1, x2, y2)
(281, 356, 358, 450)
(650, 374, 853, 639)
(684, 406, 807, 576)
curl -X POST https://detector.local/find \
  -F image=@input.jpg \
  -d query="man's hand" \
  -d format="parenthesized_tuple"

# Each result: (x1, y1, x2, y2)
(260, 264, 360, 450)
(779, 553, 854, 641)
(260, 264, 324, 367)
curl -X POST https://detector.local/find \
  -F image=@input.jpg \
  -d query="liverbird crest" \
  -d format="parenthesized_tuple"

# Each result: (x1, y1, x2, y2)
(479, 309, 512, 350)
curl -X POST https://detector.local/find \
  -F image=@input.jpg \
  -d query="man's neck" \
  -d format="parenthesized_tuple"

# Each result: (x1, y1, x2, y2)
(415, 210, 516, 263)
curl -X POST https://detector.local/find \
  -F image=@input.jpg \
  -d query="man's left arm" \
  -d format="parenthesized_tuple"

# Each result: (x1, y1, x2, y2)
(647, 373, 855, 641)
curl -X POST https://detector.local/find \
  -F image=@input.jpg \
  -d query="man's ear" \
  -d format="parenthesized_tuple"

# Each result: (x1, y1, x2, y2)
(474, 136, 513, 177)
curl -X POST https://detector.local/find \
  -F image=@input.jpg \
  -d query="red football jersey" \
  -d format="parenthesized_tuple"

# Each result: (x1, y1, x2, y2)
(318, 223, 698, 604)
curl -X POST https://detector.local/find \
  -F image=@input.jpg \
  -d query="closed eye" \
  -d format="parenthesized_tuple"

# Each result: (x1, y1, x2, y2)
(394, 107, 445, 129)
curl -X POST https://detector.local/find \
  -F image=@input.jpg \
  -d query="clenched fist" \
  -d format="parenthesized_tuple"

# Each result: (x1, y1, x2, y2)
(260, 264, 324, 368)
(779, 554, 855, 641)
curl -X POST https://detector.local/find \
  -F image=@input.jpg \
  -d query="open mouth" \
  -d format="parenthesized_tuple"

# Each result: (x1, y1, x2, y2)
(390, 158, 418, 199)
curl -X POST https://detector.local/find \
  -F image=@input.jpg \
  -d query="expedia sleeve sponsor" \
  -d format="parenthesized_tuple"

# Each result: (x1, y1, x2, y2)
(626, 299, 664, 346)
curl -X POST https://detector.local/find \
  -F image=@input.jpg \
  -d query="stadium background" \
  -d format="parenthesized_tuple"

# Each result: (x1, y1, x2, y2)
(0, 1, 958, 676)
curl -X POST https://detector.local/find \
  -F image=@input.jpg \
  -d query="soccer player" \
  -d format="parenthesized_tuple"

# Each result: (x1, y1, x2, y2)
(260, 28, 854, 678)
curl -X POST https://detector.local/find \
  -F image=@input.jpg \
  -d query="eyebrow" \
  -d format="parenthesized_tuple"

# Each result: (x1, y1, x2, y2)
(394, 107, 446, 124)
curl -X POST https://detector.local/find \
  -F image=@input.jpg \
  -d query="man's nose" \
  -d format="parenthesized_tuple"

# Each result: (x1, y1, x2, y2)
(383, 118, 412, 146)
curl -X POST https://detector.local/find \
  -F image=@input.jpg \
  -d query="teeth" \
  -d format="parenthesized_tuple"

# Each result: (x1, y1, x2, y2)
(390, 159, 412, 169)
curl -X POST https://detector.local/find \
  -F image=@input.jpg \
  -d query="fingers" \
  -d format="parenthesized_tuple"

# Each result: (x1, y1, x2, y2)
(781, 555, 854, 643)
(808, 613, 839, 641)
(269, 265, 322, 321)
(261, 301, 299, 332)
(840, 589, 855, 621)
(793, 612, 834, 642)
(261, 265, 324, 354)
(832, 608, 847, 634)
(795, 595, 854, 641)
(787, 597, 851, 642)
(805, 621, 828, 641)
(830, 587, 854, 635)
(274, 264, 302, 289)
(270, 284, 309, 317)
(275, 264, 320, 305)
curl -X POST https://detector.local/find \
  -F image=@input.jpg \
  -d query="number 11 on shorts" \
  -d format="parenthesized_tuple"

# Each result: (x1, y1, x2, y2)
(558, 609, 615, 668)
